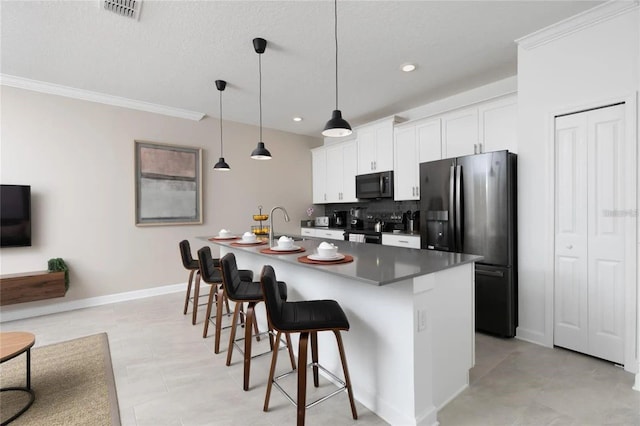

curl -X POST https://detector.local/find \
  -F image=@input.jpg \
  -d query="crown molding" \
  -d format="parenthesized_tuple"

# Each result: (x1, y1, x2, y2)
(0, 74, 205, 121)
(516, 0, 639, 50)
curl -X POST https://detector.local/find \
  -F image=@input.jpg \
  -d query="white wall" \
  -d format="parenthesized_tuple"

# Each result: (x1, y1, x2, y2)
(516, 2, 639, 347)
(0, 87, 321, 310)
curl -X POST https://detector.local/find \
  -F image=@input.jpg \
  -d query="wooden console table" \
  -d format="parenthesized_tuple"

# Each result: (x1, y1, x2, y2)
(0, 271, 66, 306)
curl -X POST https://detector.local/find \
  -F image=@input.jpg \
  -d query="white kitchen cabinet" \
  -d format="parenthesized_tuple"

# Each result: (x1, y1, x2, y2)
(382, 234, 421, 249)
(478, 95, 518, 154)
(311, 147, 327, 203)
(394, 118, 441, 201)
(357, 118, 397, 174)
(441, 95, 517, 159)
(312, 140, 357, 204)
(300, 228, 316, 237)
(325, 140, 357, 203)
(314, 228, 345, 241)
(441, 107, 479, 158)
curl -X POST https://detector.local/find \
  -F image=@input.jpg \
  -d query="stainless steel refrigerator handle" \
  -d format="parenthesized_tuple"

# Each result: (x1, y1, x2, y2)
(476, 269, 504, 278)
(455, 165, 463, 250)
(449, 165, 455, 249)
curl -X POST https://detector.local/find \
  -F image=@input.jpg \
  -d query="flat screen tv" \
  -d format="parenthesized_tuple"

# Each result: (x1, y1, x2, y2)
(1, 184, 31, 247)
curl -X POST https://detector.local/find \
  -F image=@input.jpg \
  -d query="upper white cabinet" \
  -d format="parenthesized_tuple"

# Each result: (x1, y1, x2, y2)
(357, 118, 397, 174)
(312, 140, 357, 204)
(394, 118, 441, 200)
(478, 95, 517, 154)
(441, 107, 479, 158)
(325, 140, 357, 203)
(441, 94, 517, 159)
(311, 147, 327, 203)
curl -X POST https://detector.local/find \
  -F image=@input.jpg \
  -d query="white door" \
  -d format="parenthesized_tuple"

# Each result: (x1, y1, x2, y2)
(554, 104, 626, 364)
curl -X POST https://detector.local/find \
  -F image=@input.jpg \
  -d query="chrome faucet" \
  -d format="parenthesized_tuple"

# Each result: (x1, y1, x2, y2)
(269, 206, 290, 247)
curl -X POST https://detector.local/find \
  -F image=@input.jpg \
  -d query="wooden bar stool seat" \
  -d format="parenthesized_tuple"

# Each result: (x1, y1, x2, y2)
(219, 253, 294, 391)
(197, 246, 254, 353)
(260, 265, 357, 426)
(179, 240, 205, 325)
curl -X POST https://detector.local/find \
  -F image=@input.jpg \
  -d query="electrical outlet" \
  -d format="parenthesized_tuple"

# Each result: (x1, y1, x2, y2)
(417, 309, 427, 332)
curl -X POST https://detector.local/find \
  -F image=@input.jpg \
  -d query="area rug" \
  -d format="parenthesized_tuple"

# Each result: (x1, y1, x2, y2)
(0, 333, 120, 425)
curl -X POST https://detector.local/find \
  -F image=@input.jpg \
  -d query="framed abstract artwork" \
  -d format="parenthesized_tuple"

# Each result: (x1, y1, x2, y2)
(135, 141, 202, 226)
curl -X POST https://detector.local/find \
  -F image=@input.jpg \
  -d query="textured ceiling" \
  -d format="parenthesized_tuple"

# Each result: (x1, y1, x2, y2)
(1, 0, 603, 137)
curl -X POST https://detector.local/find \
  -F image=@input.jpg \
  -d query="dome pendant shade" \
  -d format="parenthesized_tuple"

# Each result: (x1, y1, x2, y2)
(323, 0, 351, 138)
(322, 109, 352, 137)
(251, 142, 271, 160)
(214, 157, 230, 170)
(214, 79, 231, 171)
(251, 37, 272, 160)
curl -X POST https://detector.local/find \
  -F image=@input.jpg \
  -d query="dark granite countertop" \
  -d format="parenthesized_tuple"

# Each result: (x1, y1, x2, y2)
(200, 236, 481, 286)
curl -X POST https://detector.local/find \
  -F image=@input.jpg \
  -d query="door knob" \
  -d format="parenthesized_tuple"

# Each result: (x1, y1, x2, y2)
(566, 245, 573, 249)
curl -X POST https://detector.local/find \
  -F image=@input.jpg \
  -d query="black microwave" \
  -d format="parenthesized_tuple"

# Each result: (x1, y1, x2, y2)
(355, 171, 394, 199)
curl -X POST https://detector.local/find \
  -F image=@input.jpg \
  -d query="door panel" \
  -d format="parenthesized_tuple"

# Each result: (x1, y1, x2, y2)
(586, 104, 625, 364)
(554, 103, 626, 365)
(458, 151, 510, 265)
(475, 264, 515, 337)
(554, 113, 588, 355)
(420, 158, 455, 250)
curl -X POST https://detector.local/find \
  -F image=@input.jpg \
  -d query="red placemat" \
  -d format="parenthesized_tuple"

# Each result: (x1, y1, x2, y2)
(297, 254, 354, 265)
(230, 241, 268, 247)
(260, 247, 306, 255)
(209, 236, 240, 241)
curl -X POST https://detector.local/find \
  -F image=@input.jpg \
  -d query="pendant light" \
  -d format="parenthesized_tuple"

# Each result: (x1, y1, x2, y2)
(250, 37, 272, 160)
(213, 79, 231, 171)
(322, 0, 352, 137)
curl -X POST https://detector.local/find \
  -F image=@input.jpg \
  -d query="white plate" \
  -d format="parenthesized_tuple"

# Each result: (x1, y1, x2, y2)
(307, 253, 345, 261)
(214, 235, 237, 240)
(236, 239, 259, 245)
(270, 245, 301, 252)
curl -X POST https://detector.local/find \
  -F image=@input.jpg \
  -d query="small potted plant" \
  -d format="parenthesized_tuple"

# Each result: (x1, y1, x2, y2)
(306, 206, 314, 227)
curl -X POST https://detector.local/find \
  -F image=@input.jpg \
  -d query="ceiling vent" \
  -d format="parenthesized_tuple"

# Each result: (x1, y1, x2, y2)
(103, 0, 141, 20)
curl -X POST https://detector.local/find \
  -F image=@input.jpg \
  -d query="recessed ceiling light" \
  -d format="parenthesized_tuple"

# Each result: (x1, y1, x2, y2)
(293, 117, 303, 122)
(401, 63, 416, 72)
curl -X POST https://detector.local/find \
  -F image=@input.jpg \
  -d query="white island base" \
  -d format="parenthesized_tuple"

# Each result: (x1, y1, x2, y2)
(215, 241, 476, 426)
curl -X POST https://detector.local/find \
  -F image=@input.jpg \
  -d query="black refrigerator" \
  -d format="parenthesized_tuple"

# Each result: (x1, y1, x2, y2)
(419, 150, 517, 337)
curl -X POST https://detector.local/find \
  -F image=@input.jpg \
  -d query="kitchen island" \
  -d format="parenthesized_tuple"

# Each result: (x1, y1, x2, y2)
(201, 236, 481, 426)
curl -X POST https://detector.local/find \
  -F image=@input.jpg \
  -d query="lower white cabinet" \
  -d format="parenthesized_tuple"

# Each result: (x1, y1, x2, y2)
(301, 228, 316, 237)
(315, 229, 346, 241)
(300, 228, 345, 241)
(382, 234, 421, 249)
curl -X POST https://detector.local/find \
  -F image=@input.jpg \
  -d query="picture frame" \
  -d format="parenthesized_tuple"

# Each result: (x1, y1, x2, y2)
(134, 140, 202, 226)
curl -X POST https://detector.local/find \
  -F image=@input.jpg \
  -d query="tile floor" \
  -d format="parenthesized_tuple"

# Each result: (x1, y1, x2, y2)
(1, 291, 639, 425)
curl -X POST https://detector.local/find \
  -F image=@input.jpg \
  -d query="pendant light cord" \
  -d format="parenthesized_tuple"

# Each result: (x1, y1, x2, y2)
(259, 53, 263, 142)
(334, 0, 339, 110)
(219, 89, 224, 157)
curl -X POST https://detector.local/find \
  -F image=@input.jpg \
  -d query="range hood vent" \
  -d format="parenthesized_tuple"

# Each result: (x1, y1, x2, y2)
(103, 0, 141, 20)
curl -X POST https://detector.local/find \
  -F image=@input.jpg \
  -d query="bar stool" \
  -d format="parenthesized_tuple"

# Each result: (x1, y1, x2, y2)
(219, 252, 294, 391)
(179, 240, 204, 325)
(260, 265, 357, 426)
(197, 246, 255, 352)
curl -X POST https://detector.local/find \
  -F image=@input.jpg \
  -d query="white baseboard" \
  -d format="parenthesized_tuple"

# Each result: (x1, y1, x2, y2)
(0, 282, 185, 323)
(515, 327, 549, 347)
